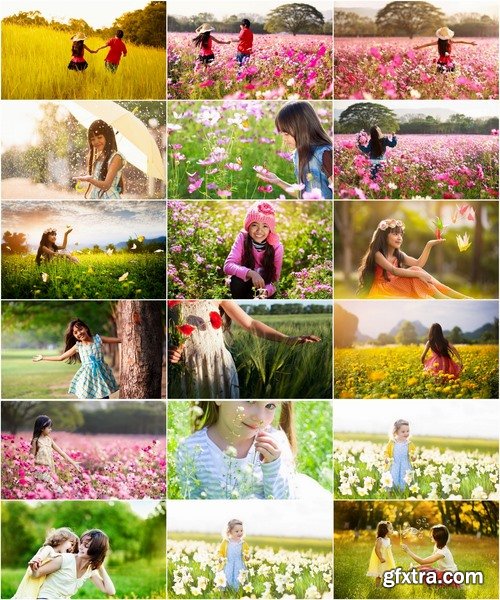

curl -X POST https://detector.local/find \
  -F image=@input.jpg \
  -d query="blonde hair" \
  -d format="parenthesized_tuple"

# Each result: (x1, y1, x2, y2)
(391, 419, 410, 439)
(226, 519, 243, 538)
(191, 401, 297, 454)
(44, 527, 79, 552)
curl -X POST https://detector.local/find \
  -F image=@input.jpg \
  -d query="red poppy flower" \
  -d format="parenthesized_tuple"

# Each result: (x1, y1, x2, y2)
(209, 311, 223, 329)
(176, 323, 195, 336)
(168, 300, 181, 308)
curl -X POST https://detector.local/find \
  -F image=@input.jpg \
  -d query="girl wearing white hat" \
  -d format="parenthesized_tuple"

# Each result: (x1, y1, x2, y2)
(68, 32, 100, 72)
(414, 27, 477, 73)
(193, 23, 231, 65)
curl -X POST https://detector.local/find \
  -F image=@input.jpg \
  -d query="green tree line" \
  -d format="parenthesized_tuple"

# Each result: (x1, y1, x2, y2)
(3, 2, 166, 46)
(1, 401, 166, 435)
(1, 501, 166, 567)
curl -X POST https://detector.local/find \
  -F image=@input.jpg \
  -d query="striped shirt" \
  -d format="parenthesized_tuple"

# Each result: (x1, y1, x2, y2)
(176, 426, 295, 499)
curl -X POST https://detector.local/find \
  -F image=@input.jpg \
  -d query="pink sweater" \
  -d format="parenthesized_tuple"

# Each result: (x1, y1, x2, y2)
(224, 231, 284, 296)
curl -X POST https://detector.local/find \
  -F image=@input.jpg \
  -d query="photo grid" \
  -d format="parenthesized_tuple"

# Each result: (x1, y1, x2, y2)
(0, 0, 498, 599)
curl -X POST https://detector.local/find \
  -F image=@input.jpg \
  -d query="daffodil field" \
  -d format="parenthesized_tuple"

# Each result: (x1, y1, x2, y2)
(334, 438, 499, 500)
(167, 538, 333, 599)
(1, 253, 165, 299)
(335, 345, 498, 399)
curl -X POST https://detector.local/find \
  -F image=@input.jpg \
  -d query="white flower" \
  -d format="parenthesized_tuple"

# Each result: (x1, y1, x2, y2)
(286, 78, 295, 86)
(471, 485, 488, 500)
(214, 570, 227, 587)
(381, 471, 393, 488)
(409, 88, 421, 99)
(304, 585, 321, 599)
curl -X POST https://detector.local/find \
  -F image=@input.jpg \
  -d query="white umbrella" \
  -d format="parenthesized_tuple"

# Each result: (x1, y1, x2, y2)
(64, 100, 165, 181)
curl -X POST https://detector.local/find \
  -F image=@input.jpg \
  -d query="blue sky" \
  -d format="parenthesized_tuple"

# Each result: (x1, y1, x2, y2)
(336, 300, 498, 338)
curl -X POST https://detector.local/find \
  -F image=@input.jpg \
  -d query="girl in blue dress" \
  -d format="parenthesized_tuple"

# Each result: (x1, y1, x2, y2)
(384, 419, 416, 492)
(74, 120, 125, 199)
(33, 318, 120, 399)
(217, 519, 250, 591)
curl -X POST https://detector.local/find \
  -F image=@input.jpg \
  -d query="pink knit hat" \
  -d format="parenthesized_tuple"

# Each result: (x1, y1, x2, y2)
(243, 201, 279, 245)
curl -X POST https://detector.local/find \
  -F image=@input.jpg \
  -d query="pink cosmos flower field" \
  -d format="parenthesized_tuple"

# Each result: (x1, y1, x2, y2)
(334, 133, 499, 199)
(334, 37, 499, 99)
(1, 432, 166, 500)
(168, 33, 332, 99)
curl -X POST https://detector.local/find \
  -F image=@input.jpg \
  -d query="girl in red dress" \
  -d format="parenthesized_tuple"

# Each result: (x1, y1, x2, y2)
(414, 27, 477, 74)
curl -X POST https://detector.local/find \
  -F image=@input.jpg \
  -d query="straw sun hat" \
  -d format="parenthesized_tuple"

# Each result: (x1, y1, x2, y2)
(70, 32, 87, 41)
(435, 27, 455, 40)
(195, 23, 215, 34)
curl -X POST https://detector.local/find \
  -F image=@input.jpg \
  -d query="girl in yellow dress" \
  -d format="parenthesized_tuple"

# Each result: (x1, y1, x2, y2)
(367, 521, 396, 586)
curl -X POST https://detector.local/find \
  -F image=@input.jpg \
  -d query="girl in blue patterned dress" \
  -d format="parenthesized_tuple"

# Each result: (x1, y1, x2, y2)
(73, 120, 125, 199)
(217, 519, 250, 591)
(384, 419, 416, 492)
(33, 318, 120, 399)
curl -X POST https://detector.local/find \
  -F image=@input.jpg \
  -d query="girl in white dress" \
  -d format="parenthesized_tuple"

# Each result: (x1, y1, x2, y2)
(168, 300, 320, 399)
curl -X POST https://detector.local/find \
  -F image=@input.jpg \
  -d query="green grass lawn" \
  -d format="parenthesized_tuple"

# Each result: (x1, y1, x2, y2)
(334, 432, 499, 454)
(334, 532, 498, 599)
(1, 558, 165, 599)
(1, 349, 119, 399)
(1, 253, 165, 299)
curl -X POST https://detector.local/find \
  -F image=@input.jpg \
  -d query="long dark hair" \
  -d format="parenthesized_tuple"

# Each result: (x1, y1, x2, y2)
(437, 39, 452, 55)
(358, 223, 405, 295)
(241, 232, 276, 284)
(193, 31, 211, 49)
(72, 40, 84, 57)
(64, 318, 93, 364)
(369, 126, 384, 159)
(427, 323, 461, 362)
(35, 230, 58, 266)
(86, 120, 124, 198)
(275, 101, 331, 194)
(32, 415, 52, 454)
(80, 529, 109, 570)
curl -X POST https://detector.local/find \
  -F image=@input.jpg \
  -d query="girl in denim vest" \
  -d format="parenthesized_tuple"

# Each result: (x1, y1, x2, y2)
(256, 101, 332, 199)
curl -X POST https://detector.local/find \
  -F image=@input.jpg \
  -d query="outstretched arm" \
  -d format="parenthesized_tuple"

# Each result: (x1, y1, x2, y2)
(84, 44, 98, 54)
(100, 336, 121, 344)
(91, 565, 116, 595)
(401, 545, 444, 565)
(403, 239, 445, 268)
(212, 36, 231, 45)
(33, 345, 77, 362)
(421, 341, 430, 364)
(219, 300, 320, 344)
(255, 171, 299, 198)
(413, 42, 435, 49)
(74, 155, 123, 191)
(453, 40, 477, 46)
(52, 440, 81, 471)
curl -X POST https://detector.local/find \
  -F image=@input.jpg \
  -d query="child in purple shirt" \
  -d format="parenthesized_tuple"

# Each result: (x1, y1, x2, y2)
(224, 202, 283, 299)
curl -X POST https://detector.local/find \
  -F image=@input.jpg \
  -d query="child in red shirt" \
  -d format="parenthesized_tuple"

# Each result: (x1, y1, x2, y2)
(98, 29, 127, 73)
(234, 18, 253, 67)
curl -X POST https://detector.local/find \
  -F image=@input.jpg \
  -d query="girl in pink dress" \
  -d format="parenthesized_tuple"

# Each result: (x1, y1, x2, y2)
(224, 202, 283, 299)
(421, 323, 462, 379)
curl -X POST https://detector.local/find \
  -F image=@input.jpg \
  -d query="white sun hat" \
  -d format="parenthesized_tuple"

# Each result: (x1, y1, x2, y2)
(435, 27, 455, 40)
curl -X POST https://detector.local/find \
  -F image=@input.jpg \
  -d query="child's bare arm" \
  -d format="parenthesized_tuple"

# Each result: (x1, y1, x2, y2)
(100, 336, 121, 344)
(420, 341, 430, 364)
(52, 441, 81, 470)
(413, 42, 435, 49)
(30, 438, 37, 456)
(33, 345, 77, 362)
(374, 538, 385, 562)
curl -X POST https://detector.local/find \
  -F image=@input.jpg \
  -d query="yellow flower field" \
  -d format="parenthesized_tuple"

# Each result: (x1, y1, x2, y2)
(334, 345, 498, 399)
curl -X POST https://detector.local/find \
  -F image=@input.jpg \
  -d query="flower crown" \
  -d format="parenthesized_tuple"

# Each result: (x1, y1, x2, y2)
(43, 228, 56, 235)
(378, 219, 405, 231)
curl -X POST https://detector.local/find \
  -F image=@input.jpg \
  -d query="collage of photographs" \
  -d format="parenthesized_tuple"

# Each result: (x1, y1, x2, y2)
(0, 0, 498, 599)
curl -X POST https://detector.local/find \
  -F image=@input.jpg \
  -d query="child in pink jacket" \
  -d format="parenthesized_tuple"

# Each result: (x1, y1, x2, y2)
(224, 202, 283, 299)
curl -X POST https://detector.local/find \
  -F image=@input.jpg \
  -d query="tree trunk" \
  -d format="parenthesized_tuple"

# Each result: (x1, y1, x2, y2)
(335, 203, 354, 291)
(116, 301, 163, 399)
